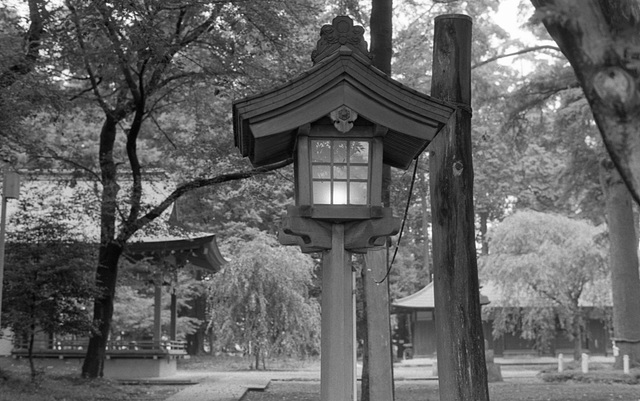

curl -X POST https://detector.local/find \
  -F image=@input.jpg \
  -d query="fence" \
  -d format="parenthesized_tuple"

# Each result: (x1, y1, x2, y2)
(12, 338, 188, 359)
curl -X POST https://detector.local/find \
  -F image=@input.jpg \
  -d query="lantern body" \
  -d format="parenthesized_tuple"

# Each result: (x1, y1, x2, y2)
(293, 119, 384, 222)
(232, 15, 455, 249)
(2, 172, 20, 200)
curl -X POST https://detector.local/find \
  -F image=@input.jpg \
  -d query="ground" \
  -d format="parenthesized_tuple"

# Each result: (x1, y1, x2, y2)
(0, 371, 180, 401)
(244, 380, 640, 401)
(1, 355, 639, 401)
(0, 360, 180, 401)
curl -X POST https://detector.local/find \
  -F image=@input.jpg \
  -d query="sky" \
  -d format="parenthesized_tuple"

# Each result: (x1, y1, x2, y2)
(494, 1, 537, 44)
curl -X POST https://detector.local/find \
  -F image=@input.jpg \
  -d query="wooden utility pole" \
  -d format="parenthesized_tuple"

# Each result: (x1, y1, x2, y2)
(429, 14, 490, 401)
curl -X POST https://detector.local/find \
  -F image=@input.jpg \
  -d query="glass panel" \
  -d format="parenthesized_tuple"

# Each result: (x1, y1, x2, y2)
(351, 166, 368, 180)
(333, 140, 347, 164)
(333, 182, 347, 204)
(350, 141, 369, 163)
(313, 181, 331, 204)
(312, 165, 331, 179)
(310, 139, 372, 207)
(350, 182, 368, 205)
(334, 165, 347, 180)
(311, 140, 331, 163)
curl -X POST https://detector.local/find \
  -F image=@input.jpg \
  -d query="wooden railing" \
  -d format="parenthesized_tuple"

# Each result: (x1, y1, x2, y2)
(12, 339, 188, 359)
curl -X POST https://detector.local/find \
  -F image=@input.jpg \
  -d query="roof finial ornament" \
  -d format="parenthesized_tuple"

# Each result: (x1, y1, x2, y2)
(311, 16, 371, 64)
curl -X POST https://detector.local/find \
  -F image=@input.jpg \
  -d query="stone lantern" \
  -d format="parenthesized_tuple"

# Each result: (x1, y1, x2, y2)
(233, 16, 462, 401)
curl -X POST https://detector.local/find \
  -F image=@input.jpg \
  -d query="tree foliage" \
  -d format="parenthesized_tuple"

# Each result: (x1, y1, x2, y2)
(2, 190, 97, 379)
(208, 230, 320, 369)
(480, 210, 609, 358)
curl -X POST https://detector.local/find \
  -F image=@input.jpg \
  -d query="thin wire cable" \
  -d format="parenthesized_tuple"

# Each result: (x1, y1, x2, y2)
(376, 156, 420, 284)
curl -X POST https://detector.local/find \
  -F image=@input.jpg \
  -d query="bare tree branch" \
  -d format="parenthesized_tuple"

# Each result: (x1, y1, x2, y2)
(472, 45, 562, 70)
(96, 3, 142, 103)
(66, 0, 112, 114)
(118, 158, 293, 241)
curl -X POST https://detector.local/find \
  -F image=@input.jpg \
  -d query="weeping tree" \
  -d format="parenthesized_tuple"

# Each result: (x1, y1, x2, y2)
(208, 231, 320, 369)
(481, 210, 610, 361)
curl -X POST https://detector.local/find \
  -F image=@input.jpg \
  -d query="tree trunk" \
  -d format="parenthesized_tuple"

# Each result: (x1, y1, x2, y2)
(572, 315, 584, 362)
(28, 325, 35, 381)
(600, 159, 640, 368)
(82, 115, 123, 378)
(531, 0, 640, 204)
(362, 1, 394, 400)
(81, 242, 123, 377)
(254, 346, 260, 370)
(208, 330, 215, 355)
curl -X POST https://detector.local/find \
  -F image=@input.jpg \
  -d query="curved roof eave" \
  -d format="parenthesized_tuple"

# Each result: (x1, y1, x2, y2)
(233, 47, 456, 166)
(126, 234, 228, 273)
(392, 282, 435, 310)
(392, 282, 491, 311)
(248, 82, 444, 140)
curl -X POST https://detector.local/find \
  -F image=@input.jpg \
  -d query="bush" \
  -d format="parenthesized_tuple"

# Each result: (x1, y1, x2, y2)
(541, 367, 640, 384)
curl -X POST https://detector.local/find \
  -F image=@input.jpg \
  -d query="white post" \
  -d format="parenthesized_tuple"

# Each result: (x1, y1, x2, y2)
(623, 354, 630, 374)
(581, 353, 589, 373)
(557, 353, 564, 373)
(0, 172, 20, 330)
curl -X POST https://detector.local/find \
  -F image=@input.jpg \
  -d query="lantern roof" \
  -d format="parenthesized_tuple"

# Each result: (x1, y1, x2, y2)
(233, 16, 456, 170)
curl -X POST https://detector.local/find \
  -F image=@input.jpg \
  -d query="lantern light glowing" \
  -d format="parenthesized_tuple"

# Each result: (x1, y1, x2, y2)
(311, 139, 369, 206)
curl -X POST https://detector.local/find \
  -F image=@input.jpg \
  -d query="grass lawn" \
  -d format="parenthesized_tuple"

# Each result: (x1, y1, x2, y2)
(0, 360, 180, 401)
(243, 380, 640, 401)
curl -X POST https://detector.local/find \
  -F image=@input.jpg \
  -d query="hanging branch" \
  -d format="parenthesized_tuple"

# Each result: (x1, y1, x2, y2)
(472, 45, 561, 70)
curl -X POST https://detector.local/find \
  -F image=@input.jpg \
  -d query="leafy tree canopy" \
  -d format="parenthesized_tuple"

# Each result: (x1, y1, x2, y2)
(2, 189, 98, 378)
(480, 210, 610, 357)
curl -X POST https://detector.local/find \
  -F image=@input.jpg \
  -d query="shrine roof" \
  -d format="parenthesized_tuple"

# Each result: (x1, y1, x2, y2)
(392, 282, 490, 311)
(126, 234, 227, 273)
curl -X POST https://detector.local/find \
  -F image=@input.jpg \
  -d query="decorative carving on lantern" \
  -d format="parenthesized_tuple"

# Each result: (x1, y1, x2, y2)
(330, 106, 358, 133)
